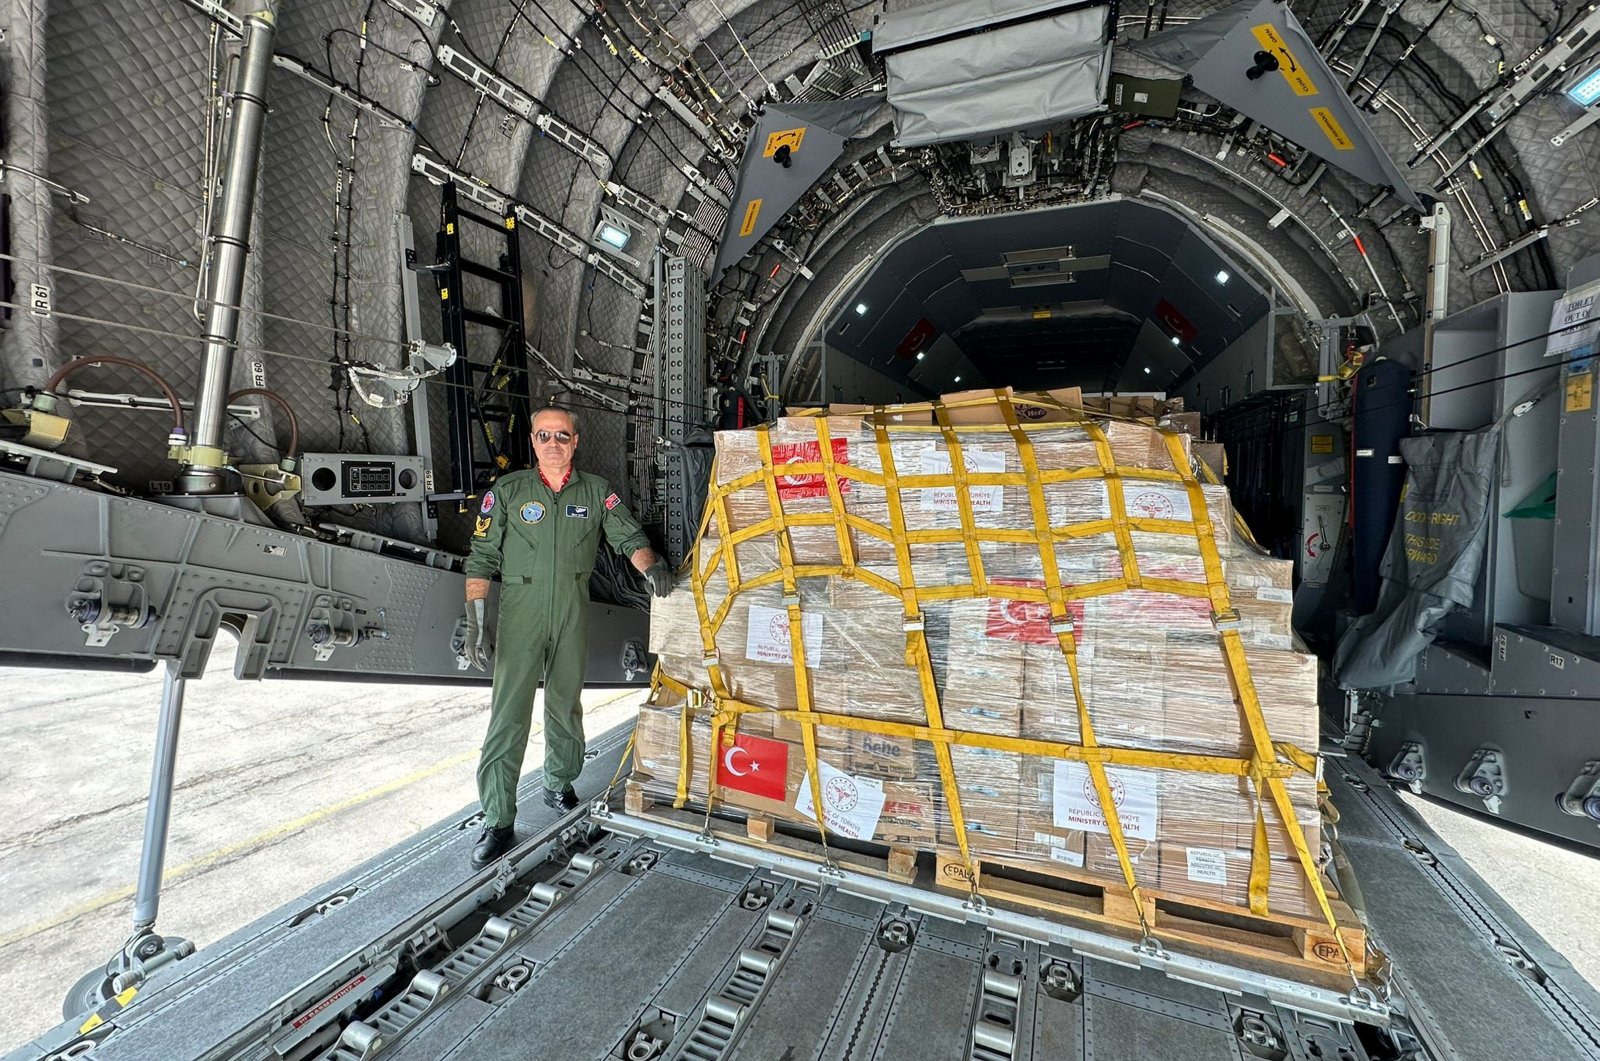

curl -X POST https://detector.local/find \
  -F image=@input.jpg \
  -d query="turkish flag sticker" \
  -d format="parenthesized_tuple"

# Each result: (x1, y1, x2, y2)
(985, 578, 1086, 645)
(716, 731, 789, 801)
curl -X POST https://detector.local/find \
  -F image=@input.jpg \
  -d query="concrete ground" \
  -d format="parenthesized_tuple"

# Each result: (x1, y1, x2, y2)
(0, 639, 647, 1052)
(1, 653, 1597, 1054)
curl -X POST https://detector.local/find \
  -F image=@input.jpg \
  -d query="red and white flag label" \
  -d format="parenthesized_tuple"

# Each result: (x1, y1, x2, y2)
(771, 439, 851, 499)
(716, 732, 789, 802)
(985, 579, 1085, 645)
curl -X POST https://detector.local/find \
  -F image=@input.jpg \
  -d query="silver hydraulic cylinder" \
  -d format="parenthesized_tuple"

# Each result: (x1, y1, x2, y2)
(179, 7, 277, 494)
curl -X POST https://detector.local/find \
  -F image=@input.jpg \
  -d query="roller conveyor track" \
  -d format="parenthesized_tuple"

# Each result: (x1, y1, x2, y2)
(9, 727, 1599, 1061)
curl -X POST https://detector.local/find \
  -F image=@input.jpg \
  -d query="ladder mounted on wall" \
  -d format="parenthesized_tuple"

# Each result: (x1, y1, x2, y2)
(435, 182, 533, 507)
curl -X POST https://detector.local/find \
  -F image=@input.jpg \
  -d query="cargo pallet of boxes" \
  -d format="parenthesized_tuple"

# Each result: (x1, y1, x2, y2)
(633, 387, 1370, 983)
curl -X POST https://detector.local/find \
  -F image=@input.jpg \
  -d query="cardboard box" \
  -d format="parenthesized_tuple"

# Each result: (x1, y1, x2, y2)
(849, 729, 920, 779)
(1156, 844, 1320, 918)
(878, 782, 938, 846)
(1085, 834, 1160, 887)
(1193, 441, 1227, 477)
(1014, 810, 1089, 869)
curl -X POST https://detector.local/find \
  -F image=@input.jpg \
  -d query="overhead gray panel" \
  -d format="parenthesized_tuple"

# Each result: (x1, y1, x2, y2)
(1132, 0, 1424, 209)
(712, 100, 875, 279)
(872, 0, 1111, 147)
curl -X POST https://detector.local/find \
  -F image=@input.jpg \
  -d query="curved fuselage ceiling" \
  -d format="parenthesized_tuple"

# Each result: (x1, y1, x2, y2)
(0, 0, 1593, 550)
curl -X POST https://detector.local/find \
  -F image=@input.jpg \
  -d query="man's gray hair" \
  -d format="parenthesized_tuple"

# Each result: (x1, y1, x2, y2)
(536, 404, 580, 435)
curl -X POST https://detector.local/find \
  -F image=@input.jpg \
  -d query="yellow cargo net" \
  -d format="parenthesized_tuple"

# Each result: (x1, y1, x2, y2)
(654, 388, 1357, 976)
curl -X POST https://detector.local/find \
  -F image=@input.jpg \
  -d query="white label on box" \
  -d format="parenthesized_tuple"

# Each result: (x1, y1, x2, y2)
(1049, 846, 1086, 867)
(744, 604, 822, 668)
(795, 760, 886, 840)
(920, 447, 1006, 513)
(1256, 586, 1294, 604)
(1051, 761, 1158, 840)
(1185, 847, 1230, 886)
(1259, 634, 1294, 650)
(1123, 485, 1193, 522)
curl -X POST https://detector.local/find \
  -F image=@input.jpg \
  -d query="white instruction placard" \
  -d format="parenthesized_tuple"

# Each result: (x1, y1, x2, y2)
(744, 604, 822, 668)
(1185, 847, 1230, 886)
(795, 760, 886, 840)
(1052, 761, 1159, 840)
(920, 447, 1006, 514)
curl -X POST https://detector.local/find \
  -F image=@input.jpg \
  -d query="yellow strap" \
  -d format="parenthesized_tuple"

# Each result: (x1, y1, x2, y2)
(931, 401, 989, 595)
(755, 427, 831, 848)
(1158, 430, 1353, 965)
(1003, 399, 1151, 926)
(815, 417, 857, 575)
(871, 410, 976, 877)
(707, 698, 1294, 776)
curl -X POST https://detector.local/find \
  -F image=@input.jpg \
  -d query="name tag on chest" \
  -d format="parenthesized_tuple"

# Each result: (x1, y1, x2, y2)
(565, 504, 590, 519)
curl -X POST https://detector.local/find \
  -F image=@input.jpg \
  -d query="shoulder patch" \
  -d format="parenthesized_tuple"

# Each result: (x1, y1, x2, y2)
(480, 491, 495, 514)
(605, 492, 620, 510)
(473, 515, 492, 538)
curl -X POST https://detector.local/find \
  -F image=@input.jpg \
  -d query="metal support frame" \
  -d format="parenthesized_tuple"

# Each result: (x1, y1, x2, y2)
(659, 256, 705, 567)
(436, 182, 533, 501)
(396, 214, 440, 543)
(65, 661, 197, 1019)
(179, 7, 276, 495)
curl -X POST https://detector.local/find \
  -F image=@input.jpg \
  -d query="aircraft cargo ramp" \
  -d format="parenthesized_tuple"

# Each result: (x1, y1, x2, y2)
(9, 723, 1598, 1061)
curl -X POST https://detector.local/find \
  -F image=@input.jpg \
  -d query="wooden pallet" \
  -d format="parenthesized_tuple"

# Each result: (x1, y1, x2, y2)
(619, 782, 1366, 979)
(622, 781, 920, 884)
(932, 850, 1367, 977)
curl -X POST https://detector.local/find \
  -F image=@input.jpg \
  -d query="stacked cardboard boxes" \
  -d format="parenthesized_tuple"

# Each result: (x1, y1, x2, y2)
(641, 395, 1330, 920)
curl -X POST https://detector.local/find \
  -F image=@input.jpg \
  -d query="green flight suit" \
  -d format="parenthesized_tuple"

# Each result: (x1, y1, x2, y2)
(465, 467, 651, 827)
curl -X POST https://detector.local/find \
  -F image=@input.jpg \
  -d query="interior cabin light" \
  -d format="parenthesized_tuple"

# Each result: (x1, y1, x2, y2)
(596, 222, 631, 250)
(1568, 66, 1600, 106)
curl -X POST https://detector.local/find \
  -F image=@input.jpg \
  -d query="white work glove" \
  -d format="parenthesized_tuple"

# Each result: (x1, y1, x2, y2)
(462, 598, 494, 671)
(644, 557, 674, 599)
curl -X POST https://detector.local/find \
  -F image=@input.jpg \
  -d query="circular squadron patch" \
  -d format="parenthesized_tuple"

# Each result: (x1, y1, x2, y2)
(520, 500, 546, 523)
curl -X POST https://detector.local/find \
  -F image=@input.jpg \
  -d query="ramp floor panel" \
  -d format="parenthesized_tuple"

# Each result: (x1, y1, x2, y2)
(12, 724, 1600, 1061)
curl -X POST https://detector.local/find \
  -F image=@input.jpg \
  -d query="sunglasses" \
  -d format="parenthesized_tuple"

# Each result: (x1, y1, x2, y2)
(535, 429, 574, 445)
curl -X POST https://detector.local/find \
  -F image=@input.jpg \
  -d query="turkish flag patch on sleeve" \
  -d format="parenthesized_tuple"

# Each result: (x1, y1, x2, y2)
(605, 492, 620, 510)
(715, 731, 789, 802)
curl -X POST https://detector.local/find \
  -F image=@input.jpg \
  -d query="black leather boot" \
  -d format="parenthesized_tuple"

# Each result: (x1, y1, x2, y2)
(542, 785, 579, 811)
(470, 824, 515, 867)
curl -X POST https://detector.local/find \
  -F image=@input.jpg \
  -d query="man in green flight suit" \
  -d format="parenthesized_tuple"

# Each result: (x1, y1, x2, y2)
(460, 405, 671, 866)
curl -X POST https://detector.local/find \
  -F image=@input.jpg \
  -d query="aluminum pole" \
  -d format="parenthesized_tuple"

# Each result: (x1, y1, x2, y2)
(180, 7, 277, 494)
(132, 661, 187, 929)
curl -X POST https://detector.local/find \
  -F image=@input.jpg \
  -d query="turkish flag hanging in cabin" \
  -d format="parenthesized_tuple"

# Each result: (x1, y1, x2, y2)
(716, 731, 789, 801)
(895, 316, 938, 360)
(1154, 298, 1197, 345)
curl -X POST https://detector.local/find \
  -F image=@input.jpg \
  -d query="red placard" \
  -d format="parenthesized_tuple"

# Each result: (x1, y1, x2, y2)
(985, 579, 1086, 645)
(716, 732, 789, 801)
(771, 438, 851, 499)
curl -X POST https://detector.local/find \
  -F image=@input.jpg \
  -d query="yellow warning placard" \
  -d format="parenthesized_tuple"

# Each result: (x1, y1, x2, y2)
(1567, 369, 1594, 412)
(1310, 107, 1355, 150)
(763, 127, 806, 157)
(738, 198, 763, 238)
(1251, 24, 1318, 96)
(1311, 434, 1334, 454)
